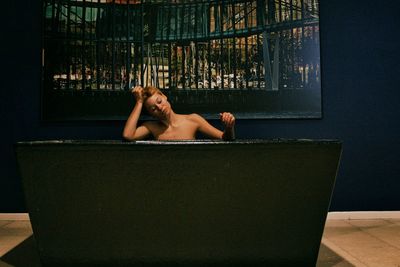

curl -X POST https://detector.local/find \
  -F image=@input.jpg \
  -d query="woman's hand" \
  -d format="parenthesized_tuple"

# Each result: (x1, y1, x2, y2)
(131, 86, 145, 103)
(220, 112, 235, 129)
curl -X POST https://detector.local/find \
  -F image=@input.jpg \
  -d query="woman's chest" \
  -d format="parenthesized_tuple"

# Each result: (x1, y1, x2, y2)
(155, 123, 197, 140)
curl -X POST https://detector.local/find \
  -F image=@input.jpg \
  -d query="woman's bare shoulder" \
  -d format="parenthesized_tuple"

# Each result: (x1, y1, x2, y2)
(186, 113, 210, 128)
(187, 113, 204, 121)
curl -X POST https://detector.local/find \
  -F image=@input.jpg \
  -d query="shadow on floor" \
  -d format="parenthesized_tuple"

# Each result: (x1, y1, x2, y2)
(1, 236, 42, 267)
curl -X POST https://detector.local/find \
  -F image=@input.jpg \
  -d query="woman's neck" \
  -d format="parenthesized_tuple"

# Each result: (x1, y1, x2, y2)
(160, 110, 181, 127)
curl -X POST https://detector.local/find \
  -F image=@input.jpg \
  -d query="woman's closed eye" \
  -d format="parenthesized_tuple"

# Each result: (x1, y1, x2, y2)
(151, 106, 157, 112)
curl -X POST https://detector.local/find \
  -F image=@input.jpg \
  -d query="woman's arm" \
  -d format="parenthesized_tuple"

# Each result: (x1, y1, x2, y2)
(220, 112, 235, 140)
(122, 86, 152, 141)
(190, 112, 235, 140)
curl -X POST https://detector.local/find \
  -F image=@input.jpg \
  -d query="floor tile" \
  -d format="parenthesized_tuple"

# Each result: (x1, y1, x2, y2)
(387, 218, 400, 225)
(3, 221, 32, 230)
(323, 220, 358, 238)
(316, 243, 354, 267)
(362, 223, 400, 250)
(0, 221, 12, 228)
(324, 227, 400, 266)
(0, 221, 32, 236)
(324, 219, 354, 228)
(0, 236, 31, 257)
(346, 219, 392, 229)
(321, 238, 366, 267)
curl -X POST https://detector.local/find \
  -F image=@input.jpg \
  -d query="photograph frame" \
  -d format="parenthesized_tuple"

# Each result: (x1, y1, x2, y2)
(41, 0, 321, 121)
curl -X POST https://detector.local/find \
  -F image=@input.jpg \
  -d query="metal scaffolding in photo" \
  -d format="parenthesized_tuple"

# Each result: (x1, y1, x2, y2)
(42, 0, 321, 120)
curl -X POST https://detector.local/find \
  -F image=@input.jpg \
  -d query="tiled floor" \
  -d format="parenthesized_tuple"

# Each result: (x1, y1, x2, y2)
(321, 218, 400, 266)
(0, 220, 33, 258)
(1, 215, 400, 266)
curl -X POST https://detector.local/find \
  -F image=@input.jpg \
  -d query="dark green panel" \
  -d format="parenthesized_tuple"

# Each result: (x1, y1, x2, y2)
(15, 140, 341, 266)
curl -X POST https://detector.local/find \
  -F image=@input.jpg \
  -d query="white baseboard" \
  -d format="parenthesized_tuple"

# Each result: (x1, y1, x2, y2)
(327, 211, 400, 220)
(0, 213, 30, 221)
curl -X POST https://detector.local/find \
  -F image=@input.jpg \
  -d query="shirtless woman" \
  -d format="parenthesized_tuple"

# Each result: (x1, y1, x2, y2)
(122, 86, 235, 141)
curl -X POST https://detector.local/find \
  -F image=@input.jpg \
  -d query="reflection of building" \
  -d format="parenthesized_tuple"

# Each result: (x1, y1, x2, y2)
(42, 0, 321, 120)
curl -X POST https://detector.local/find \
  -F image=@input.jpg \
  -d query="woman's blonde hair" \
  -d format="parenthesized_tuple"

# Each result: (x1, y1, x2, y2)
(142, 86, 163, 100)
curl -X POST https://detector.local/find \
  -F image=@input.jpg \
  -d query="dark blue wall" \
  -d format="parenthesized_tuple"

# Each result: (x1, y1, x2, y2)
(2, 1, 399, 212)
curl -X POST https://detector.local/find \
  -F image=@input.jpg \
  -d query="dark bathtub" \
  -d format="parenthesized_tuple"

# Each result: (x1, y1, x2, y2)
(15, 139, 342, 266)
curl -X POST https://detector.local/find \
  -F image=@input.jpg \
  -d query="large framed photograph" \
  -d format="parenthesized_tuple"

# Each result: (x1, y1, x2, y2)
(42, 0, 321, 121)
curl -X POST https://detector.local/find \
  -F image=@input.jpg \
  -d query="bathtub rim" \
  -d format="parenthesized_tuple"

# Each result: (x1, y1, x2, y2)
(15, 139, 342, 146)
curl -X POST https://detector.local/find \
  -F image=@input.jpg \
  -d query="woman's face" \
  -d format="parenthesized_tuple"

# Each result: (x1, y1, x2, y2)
(144, 93, 171, 119)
